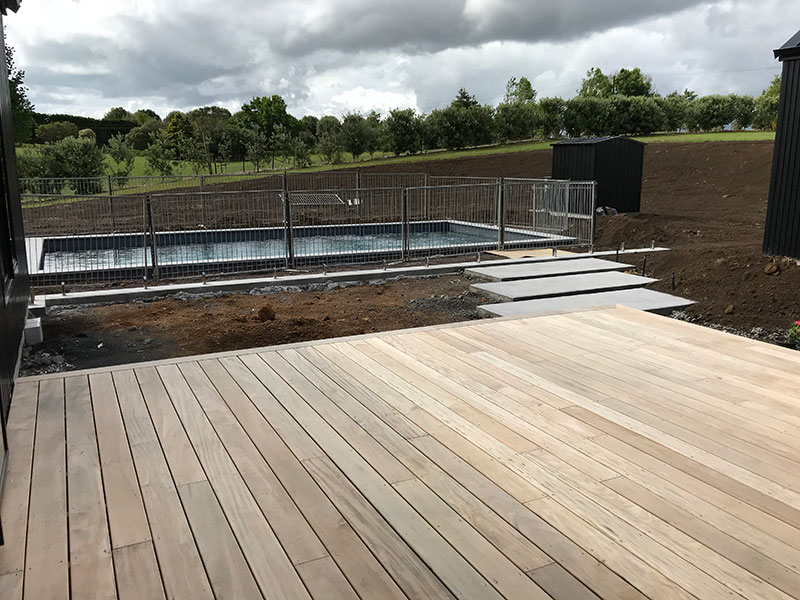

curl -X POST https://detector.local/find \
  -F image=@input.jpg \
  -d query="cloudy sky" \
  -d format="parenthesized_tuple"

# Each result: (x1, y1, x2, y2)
(5, 0, 799, 119)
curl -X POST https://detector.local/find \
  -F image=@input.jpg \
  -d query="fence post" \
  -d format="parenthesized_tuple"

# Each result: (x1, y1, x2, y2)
(590, 181, 597, 248)
(423, 173, 429, 221)
(107, 175, 116, 232)
(497, 177, 506, 251)
(356, 171, 362, 217)
(145, 194, 160, 282)
(401, 188, 409, 261)
(284, 191, 295, 268)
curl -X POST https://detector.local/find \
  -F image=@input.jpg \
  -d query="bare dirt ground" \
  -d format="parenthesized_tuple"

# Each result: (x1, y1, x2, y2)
(23, 276, 486, 375)
(25, 140, 799, 374)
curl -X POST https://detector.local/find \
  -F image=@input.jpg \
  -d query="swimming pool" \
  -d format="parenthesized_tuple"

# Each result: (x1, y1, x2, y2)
(28, 220, 570, 283)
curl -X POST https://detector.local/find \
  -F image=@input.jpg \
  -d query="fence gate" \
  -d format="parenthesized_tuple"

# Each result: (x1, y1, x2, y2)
(532, 180, 569, 235)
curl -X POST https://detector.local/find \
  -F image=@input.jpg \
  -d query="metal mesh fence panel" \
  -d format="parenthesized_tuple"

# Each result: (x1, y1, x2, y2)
(288, 187, 404, 266)
(23, 195, 148, 285)
(405, 183, 499, 257)
(148, 190, 286, 280)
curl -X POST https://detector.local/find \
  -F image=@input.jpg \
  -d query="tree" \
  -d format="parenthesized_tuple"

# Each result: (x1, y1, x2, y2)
(383, 108, 423, 155)
(188, 106, 232, 173)
(126, 119, 162, 150)
(132, 109, 161, 125)
(612, 67, 654, 97)
(238, 95, 293, 141)
(685, 95, 736, 132)
(245, 130, 269, 172)
(41, 137, 105, 191)
(341, 113, 370, 160)
(36, 121, 79, 143)
(729, 94, 755, 130)
(298, 115, 319, 147)
(6, 39, 35, 143)
(658, 91, 692, 131)
(754, 75, 780, 130)
(451, 88, 479, 109)
(579, 68, 613, 98)
(316, 115, 343, 163)
(219, 125, 250, 171)
(538, 97, 566, 138)
(494, 102, 539, 142)
(270, 123, 294, 166)
(563, 96, 613, 136)
(504, 77, 536, 104)
(364, 111, 383, 158)
(103, 106, 135, 122)
(106, 133, 136, 182)
(144, 130, 178, 177)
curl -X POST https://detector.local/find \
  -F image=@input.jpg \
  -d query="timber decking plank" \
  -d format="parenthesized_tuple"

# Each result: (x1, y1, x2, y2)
(241, 352, 499, 600)
(134, 366, 206, 486)
(23, 378, 68, 600)
(0, 381, 38, 577)
(528, 563, 600, 600)
(154, 363, 311, 600)
(112, 542, 166, 600)
(177, 480, 263, 599)
(178, 361, 329, 567)
(64, 375, 116, 600)
(295, 557, 360, 600)
(286, 346, 553, 574)
(90, 372, 151, 550)
(112, 369, 214, 600)
(411, 436, 647, 600)
(203, 357, 411, 600)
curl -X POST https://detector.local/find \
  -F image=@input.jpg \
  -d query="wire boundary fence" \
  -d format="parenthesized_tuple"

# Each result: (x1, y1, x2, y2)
(22, 176, 596, 286)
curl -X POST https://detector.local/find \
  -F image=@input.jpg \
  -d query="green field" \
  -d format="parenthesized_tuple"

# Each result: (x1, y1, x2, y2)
(19, 130, 775, 182)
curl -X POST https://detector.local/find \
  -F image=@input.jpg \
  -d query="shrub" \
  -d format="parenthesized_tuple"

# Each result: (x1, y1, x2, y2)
(40, 137, 105, 193)
(685, 95, 736, 132)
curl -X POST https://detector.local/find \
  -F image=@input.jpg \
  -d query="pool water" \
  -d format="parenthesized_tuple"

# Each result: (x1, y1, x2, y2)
(42, 228, 533, 273)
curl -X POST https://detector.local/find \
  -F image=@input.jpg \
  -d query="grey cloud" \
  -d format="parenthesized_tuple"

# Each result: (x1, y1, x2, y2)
(279, 0, 709, 56)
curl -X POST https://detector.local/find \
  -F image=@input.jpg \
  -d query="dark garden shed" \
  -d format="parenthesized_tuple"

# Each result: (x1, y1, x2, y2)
(763, 29, 800, 259)
(551, 136, 645, 213)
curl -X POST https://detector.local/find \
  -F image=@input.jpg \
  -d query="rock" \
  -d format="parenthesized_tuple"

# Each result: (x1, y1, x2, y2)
(142, 338, 153, 346)
(764, 263, 780, 275)
(724, 304, 735, 315)
(128, 326, 139, 332)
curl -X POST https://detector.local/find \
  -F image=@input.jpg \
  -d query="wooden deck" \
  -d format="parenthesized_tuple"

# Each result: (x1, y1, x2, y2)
(2, 305, 800, 600)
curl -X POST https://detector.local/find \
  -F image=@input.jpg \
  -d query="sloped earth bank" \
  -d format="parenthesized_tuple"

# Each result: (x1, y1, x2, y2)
(363, 140, 799, 335)
(25, 140, 798, 374)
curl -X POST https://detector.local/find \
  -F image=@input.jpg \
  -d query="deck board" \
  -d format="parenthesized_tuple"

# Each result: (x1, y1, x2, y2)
(6, 306, 800, 599)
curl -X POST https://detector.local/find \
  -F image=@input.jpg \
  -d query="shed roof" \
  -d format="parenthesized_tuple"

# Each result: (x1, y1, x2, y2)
(775, 29, 800, 60)
(551, 136, 645, 147)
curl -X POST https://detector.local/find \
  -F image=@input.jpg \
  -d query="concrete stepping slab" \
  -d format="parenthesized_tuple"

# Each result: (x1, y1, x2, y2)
(465, 257, 632, 282)
(471, 271, 657, 302)
(478, 288, 694, 318)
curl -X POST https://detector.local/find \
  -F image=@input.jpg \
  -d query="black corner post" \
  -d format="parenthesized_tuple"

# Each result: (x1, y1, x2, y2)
(284, 190, 294, 268)
(145, 194, 159, 282)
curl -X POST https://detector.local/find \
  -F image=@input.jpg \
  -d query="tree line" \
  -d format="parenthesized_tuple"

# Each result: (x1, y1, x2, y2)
(13, 63, 782, 183)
